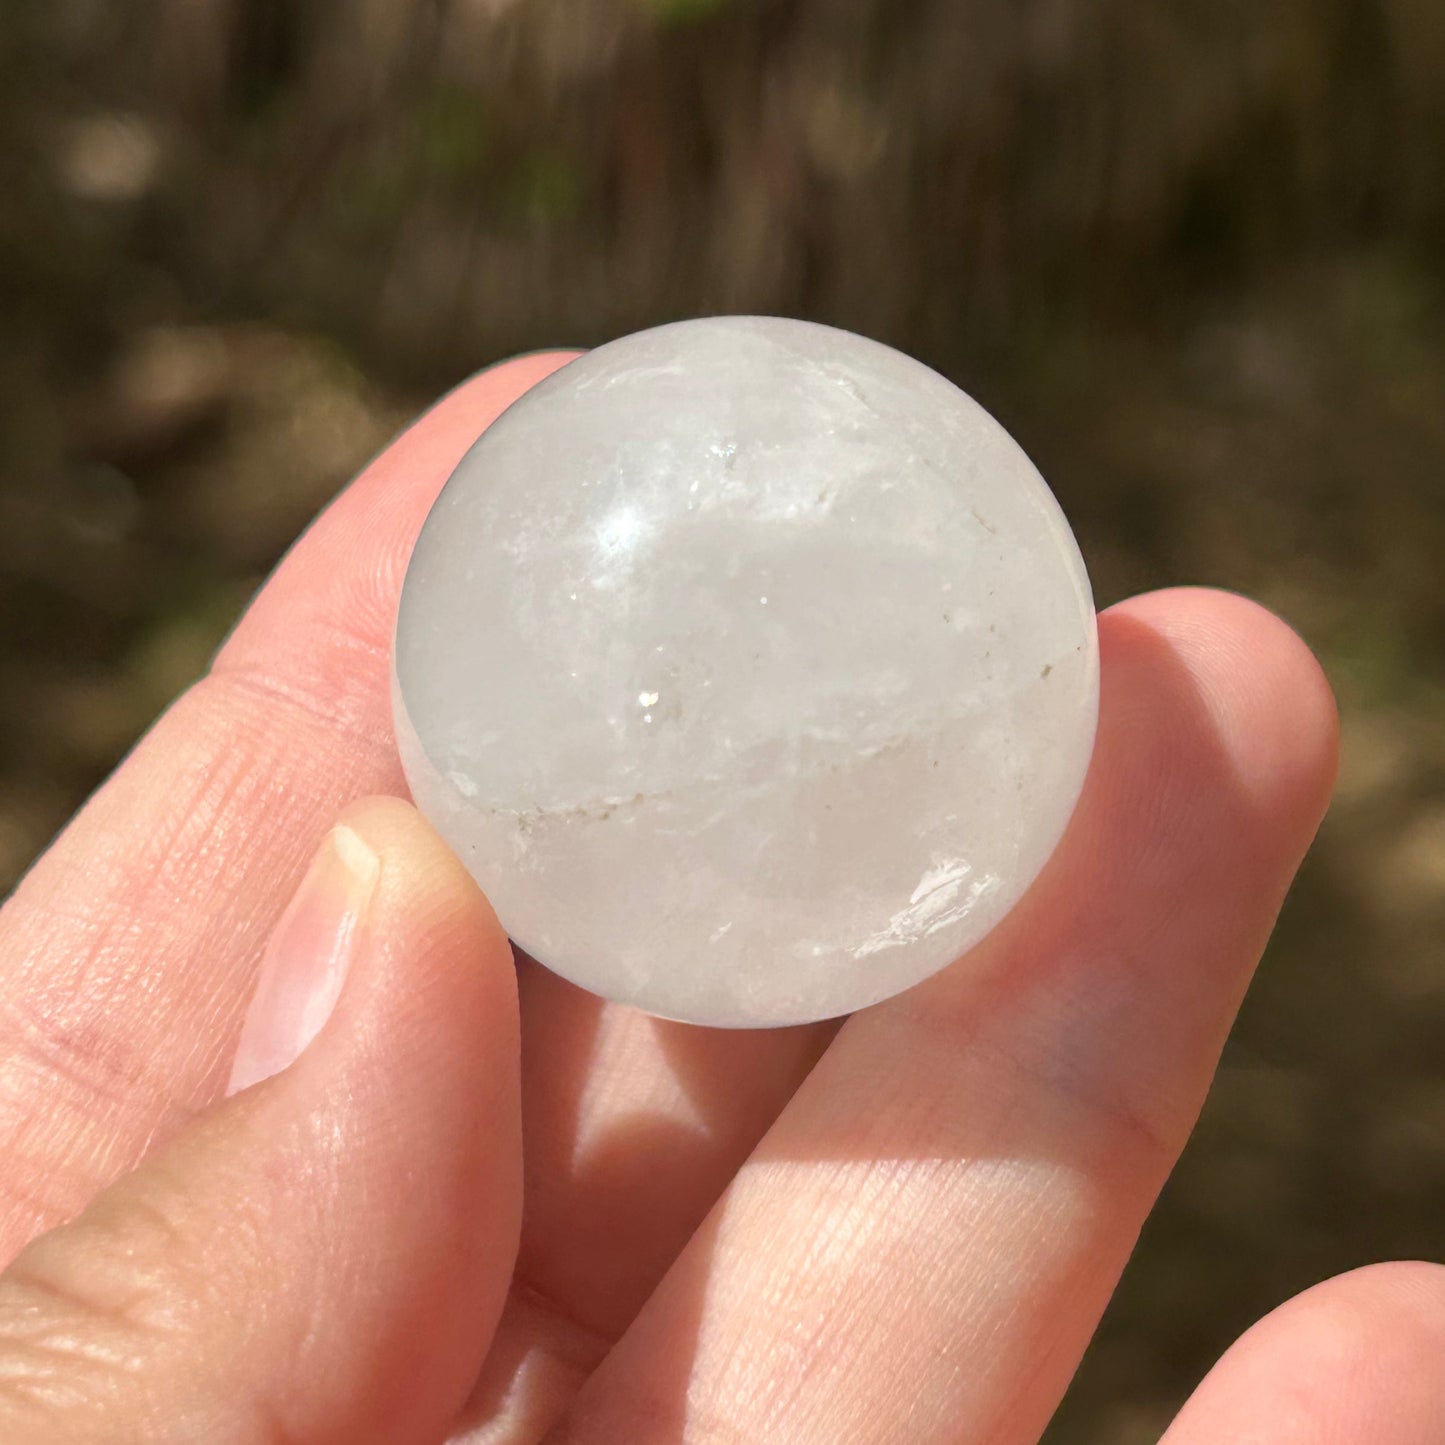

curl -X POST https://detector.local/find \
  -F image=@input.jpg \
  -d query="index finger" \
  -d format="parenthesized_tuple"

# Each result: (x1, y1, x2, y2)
(0, 353, 574, 1259)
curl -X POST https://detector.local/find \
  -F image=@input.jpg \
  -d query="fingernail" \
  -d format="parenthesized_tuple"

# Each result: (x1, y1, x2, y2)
(227, 826, 380, 1095)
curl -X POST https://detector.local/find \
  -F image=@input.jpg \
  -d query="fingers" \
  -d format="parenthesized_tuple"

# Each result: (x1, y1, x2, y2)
(0, 353, 573, 1256)
(0, 799, 522, 1445)
(1160, 1262, 1445, 1444)
(545, 589, 1340, 1445)
(455, 986, 833, 1440)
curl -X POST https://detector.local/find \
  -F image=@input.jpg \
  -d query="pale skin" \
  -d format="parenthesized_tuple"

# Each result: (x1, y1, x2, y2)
(0, 354, 1438, 1444)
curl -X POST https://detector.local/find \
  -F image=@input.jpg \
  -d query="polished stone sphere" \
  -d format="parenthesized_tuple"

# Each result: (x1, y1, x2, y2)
(393, 317, 1097, 1026)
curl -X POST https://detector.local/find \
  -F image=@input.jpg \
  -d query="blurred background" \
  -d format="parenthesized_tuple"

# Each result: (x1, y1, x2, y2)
(2, 0, 1443, 1437)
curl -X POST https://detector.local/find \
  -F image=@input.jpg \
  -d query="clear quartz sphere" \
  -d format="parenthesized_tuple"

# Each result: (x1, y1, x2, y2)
(393, 317, 1098, 1027)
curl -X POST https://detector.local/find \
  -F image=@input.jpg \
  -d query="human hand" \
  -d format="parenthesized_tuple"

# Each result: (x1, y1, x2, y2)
(0, 356, 1437, 1444)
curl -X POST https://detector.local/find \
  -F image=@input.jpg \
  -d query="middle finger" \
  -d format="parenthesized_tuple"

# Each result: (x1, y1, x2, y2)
(544, 590, 1337, 1444)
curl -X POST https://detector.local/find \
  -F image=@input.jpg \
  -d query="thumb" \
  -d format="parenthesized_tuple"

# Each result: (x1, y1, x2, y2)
(0, 798, 521, 1445)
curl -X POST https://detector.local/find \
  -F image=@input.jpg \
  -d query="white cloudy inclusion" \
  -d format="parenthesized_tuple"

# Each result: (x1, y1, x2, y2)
(393, 317, 1098, 1027)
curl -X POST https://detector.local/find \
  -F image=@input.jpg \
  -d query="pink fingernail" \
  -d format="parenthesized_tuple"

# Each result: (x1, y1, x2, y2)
(226, 825, 380, 1095)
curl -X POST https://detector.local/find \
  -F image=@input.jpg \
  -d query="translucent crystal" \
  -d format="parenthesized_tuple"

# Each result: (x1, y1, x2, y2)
(393, 317, 1098, 1026)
